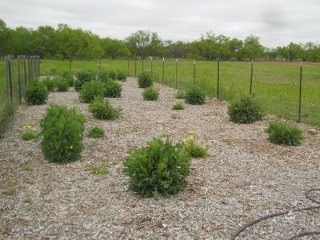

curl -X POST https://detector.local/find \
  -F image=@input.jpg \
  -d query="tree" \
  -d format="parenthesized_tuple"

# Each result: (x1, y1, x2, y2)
(100, 38, 130, 60)
(169, 40, 188, 58)
(287, 42, 302, 61)
(0, 19, 10, 56)
(125, 30, 163, 59)
(240, 35, 264, 60)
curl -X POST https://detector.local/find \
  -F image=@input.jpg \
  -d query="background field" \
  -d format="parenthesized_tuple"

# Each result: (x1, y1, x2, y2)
(38, 59, 320, 127)
(1, 58, 319, 127)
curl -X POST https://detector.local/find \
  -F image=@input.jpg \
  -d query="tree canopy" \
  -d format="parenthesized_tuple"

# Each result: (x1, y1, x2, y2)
(1, 19, 320, 61)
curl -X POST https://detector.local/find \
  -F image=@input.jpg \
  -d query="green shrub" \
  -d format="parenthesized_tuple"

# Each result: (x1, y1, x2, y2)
(63, 72, 75, 87)
(79, 80, 106, 103)
(104, 80, 122, 98)
(74, 70, 96, 91)
(40, 105, 86, 163)
(54, 76, 69, 92)
(109, 70, 117, 80)
(41, 76, 56, 92)
(97, 70, 110, 82)
(174, 90, 186, 99)
(265, 121, 304, 146)
(228, 94, 264, 124)
(142, 87, 159, 101)
(87, 126, 105, 138)
(138, 72, 153, 88)
(25, 79, 49, 105)
(88, 96, 122, 120)
(185, 85, 206, 105)
(172, 100, 185, 110)
(123, 137, 192, 199)
(117, 69, 127, 81)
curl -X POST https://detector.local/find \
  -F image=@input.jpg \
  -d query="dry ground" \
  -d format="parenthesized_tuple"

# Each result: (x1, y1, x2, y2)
(0, 77, 319, 240)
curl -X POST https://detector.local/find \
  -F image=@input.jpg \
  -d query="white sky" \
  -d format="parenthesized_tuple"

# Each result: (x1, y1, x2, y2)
(1, 0, 319, 48)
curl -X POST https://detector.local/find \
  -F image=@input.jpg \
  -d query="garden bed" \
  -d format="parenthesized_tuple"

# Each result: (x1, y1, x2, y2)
(0, 77, 319, 239)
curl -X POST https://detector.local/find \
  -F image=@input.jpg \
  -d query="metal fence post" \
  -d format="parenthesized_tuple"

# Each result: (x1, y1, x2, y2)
(250, 60, 253, 94)
(175, 59, 178, 88)
(193, 59, 196, 84)
(217, 60, 220, 99)
(298, 61, 303, 122)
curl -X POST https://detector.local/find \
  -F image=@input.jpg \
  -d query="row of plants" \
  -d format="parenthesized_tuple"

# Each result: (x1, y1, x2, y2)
(20, 70, 305, 200)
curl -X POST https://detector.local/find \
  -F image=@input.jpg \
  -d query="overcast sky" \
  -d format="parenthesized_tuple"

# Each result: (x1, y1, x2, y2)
(1, 0, 319, 48)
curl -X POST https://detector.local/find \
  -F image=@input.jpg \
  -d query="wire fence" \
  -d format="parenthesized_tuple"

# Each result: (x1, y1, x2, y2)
(125, 59, 319, 126)
(0, 56, 40, 135)
(22, 58, 320, 127)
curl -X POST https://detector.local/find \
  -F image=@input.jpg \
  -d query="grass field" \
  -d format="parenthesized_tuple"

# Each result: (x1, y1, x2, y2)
(1, 58, 319, 127)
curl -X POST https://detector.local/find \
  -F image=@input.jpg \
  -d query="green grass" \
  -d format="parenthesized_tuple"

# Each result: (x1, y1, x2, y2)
(39, 59, 320, 127)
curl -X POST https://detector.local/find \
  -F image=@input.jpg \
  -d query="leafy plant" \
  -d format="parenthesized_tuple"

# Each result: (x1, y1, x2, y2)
(21, 164, 35, 171)
(41, 76, 56, 92)
(123, 137, 193, 199)
(97, 70, 110, 82)
(24, 79, 49, 105)
(228, 94, 264, 124)
(62, 72, 75, 87)
(265, 121, 304, 146)
(79, 80, 106, 103)
(21, 130, 39, 141)
(182, 132, 209, 158)
(174, 90, 186, 99)
(88, 96, 122, 120)
(142, 87, 159, 101)
(185, 85, 206, 105)
(54, 76, 69, 92)
(172, 100, 185, 110)
(104, 79, 122, 98)
(87, 164, 109, 174)
(40, 105, 86, 163)
(117, 69, 127, 81)
(6, 186, 16, 195)
(138, 71, 153, 88)
(87, 126, 105, 138)
(74, 70, 96, 91)
(109, 70, 117, 80)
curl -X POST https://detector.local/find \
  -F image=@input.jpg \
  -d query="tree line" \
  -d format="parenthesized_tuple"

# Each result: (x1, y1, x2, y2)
(1, 19, 320, 61)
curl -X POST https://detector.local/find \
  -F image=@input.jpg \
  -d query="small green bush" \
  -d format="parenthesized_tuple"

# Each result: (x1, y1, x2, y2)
(265, 121, 304, 146)
(174, 90, 186, 99)
(228, 94, 264, 124)
(79, 80, 106, 103)
(88, 96, 122, 120)
(172, 100, 185, 110)
(185, 85, 206, 105)
(40, 105, 86, 163)
(123, 137, 192, 199)
(142, 87, 159, 101)
(25, 79, 49, 105)
(117, 69, 127, 81)
(109, 70, 117, 80)
(87, 126, 105, 138)
(41, 76, 56, 92)
(63, 72, 75, 87)
(138, 72, 153, 88)
(74, 70, 96, 91)
(54, 76, 69, 92)
(104, 80, 122, 98)
(97, 70, 110, 82)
